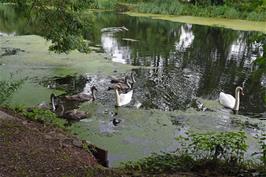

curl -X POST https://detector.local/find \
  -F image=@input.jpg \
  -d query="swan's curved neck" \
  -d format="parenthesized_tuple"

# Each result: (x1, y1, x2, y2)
(115, 89, 120, 106)
(233, 88, 241, 111)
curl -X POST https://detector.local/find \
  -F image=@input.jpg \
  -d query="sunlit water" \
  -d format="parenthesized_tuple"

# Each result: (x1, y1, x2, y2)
(0, 7, 265, 166)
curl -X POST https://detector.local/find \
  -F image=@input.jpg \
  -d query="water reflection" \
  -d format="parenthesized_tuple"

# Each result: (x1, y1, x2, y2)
(101, 33, 131, 64)
(92, 12, 266, 116)
(175, 24, 194, 51)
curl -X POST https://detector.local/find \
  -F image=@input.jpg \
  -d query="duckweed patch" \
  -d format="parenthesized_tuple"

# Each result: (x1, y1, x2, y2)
(125, 12, 266, 34)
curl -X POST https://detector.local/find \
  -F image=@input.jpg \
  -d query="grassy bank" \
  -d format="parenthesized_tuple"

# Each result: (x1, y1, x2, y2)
(133, 0, 266, 21)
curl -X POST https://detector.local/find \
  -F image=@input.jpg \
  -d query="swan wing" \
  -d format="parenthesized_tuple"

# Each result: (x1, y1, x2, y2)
(65, 93, 91, 101)
(219, 92, 235, 109)
(119, 90, 133, 106)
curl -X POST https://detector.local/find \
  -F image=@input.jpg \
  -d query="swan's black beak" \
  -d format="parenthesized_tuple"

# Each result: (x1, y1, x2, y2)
(241, 91, 244, 96)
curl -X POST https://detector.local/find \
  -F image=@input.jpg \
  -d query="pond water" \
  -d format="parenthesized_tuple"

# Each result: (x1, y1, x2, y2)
(0, 6, 266, 167)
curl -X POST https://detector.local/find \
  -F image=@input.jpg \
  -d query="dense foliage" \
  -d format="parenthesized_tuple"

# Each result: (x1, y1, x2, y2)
(134, 0, 266, 21)
(92, 0, 266, 21)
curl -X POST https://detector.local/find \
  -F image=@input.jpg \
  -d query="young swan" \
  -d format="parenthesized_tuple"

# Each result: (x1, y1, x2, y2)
(108, 72, 136, 92)
(57, 104, 88, 121)
(65, 86, 97, 102)
(219, 86, 244, 111)
(108, 76, 132, 92)
(110, 72, 136, 84)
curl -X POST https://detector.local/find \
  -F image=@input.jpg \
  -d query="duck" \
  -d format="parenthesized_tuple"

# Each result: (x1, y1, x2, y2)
(112, 118, 121, 126)
(65, 86, 97, 102)
(57, 104, 88, 121)
(219, 86, 244, 111)
(110, 75, 127, 84)
(114, 87, 133, 107)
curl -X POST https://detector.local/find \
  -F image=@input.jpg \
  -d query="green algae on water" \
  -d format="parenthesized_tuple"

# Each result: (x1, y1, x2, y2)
(125, 12, 266, 34)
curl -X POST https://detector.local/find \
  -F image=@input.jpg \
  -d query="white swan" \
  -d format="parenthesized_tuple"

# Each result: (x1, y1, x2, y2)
(219, 86, 244, 111)
(115, 88, 133, 107)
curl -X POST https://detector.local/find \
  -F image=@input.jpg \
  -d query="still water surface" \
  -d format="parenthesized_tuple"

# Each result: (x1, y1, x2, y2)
(88, 12, 266, 115)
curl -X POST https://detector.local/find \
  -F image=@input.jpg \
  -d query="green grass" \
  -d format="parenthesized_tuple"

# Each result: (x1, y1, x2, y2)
(3, 105, 67, 129)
